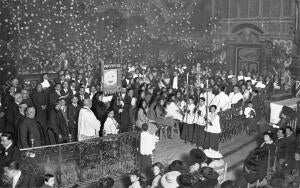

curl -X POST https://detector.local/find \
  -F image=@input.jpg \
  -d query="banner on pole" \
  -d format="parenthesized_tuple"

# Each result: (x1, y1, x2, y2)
(102, 63, 122, 95)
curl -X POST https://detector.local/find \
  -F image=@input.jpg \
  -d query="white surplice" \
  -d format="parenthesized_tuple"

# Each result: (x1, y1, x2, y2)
(78, 106, 101, 141)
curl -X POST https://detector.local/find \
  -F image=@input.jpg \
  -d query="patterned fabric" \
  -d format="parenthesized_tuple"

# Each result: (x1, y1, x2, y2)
(79, 134, 97, 141)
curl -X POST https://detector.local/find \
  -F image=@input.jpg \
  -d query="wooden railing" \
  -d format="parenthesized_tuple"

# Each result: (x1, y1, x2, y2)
(219, 108, 245, 143)
(20, 132, 140, 187)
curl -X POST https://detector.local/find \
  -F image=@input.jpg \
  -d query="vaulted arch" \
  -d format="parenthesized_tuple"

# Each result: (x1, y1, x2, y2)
(232, 23, 264, 34)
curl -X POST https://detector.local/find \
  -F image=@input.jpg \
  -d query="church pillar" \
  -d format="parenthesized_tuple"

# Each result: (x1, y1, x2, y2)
(291, 1, 300, 79)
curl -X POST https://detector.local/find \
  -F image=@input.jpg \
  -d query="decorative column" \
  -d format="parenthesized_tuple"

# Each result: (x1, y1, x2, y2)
(291, 0, 300, 79)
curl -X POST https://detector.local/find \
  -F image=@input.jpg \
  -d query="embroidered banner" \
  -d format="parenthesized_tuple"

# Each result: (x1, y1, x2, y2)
(101, 62, 122, 95)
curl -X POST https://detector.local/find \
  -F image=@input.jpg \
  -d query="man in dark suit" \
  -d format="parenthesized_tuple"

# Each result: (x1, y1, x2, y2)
(120, 88, 133, 133)
(67, 96, 80, 141)
(13, 103, 27, 144)
(54, 71, 65, 85)
(3, 160, 37, 188)
(149, 72, 159, 90)
(21, 89, 33, 107)
(275, 128, 287, 167)
(250, 90, 263, 124)
(265, 76, 274, 94)
(76, 87, 89, 107)
(49, 83, 62, 109)
(48, 102, 69, 143)
(285, 126, 297, 164)
(5, 93, 23, 135)
(0, 132, 21, 168)
(11, 78, 22, 93)
(2, 86, 15, 109)
(18, 107, 45, 148)
(61, 81, 73, 103)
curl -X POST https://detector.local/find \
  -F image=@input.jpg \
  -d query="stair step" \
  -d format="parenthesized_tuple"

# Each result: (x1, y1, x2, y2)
(113, 134, 258, 188)
(224, 141, 257, 170)
(153, 133, 258, 176)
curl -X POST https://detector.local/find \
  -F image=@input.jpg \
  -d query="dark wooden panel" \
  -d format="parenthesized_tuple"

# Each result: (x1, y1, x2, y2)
(262, 0, 272, 17)
(249, 0, 260, 17)
(240, 0, 249, 18)
(229, 0, 238, 18)
(270, 0, 281, 17)
(282, 0, 293, 17)
(215, 0, 229, 18)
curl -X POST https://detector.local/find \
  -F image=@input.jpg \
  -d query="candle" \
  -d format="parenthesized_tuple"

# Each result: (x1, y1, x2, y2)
(206, 79, 209, 88)
(187, 73, 189, 85)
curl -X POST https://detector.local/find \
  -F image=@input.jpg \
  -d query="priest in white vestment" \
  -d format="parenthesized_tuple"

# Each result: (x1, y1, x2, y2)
(78, 99, 101, 141)
(210, 86, 230, 112)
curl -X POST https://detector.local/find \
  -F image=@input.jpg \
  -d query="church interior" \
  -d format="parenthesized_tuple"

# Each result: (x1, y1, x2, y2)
(0, 0, 300, 188)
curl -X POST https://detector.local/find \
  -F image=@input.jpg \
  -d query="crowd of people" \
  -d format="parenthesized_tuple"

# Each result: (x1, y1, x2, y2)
(243, 126, 300, 187)
(126, 148, 230, 188)
(0, 61, 282, 149)
(0, 61, 298, 187)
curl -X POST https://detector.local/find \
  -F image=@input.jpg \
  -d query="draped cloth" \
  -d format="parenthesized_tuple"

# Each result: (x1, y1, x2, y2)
(78, 107, 101, 141)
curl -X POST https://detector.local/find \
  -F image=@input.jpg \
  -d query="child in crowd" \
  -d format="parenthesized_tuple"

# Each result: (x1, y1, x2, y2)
(140, 123, 159, 177)
(244, 101, 256, 135)
(103, 109, 119, 136)
(140, 123, 159, 156)
(41, 174, 55, 188)
(151, 162, 164, 188)
(192, 97, 206, 148)
(181, 96, 196, 143)
(129, 170, 144, 188)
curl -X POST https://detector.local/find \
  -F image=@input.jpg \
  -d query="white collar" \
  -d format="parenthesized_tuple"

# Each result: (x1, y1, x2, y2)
(12, 170, 22, 188)
(5, 142, 13, 151)
(83, 106, 91, 111)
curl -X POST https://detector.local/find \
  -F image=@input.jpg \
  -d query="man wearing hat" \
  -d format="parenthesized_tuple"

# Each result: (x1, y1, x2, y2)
(204, 148, 225, 183)
(160, 171, 181, 188)
(285, 126, 297, 165)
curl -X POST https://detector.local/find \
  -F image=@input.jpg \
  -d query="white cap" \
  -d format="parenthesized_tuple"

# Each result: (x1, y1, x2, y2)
(204, 148, 223, 159)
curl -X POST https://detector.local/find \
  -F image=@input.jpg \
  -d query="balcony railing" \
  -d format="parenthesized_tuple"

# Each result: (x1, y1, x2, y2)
(19, 132, 140, 187)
